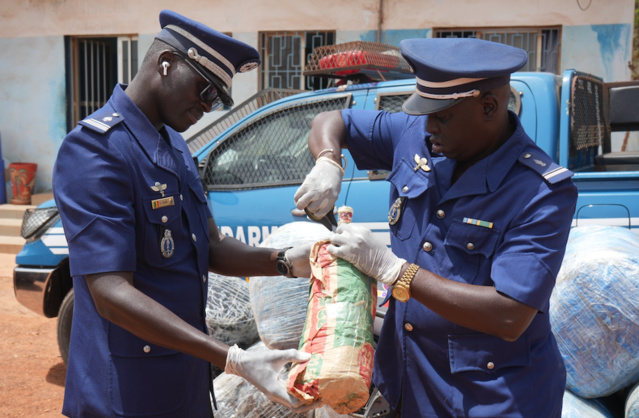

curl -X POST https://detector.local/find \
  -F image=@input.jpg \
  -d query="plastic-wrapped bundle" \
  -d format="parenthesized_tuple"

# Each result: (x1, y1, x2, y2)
(288, 241, 376, 415)
(250, 222, 332, 350)
(212, 341, 312, 418)
(627, 382, 639, 418)
(562, 390, 613, 418)
(206, 272, 259, 348)
(550, 225, 639, 398)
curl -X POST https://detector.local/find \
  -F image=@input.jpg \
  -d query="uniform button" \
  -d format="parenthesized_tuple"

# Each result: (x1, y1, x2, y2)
(161, 215, 168, 223)
(487, 361, 495, 370)
(203, 275, 207, 283)
(180, 194, 184, 201)
(143, 345, 151, 353)
(112, 113, 120, 117)
(523, 153, 531, 159)
(423, 242, 433, 252)
(404, 323, 414, 332)
(402, 186, 408, 193)
(436, 209, 445, 219)
(466, 242, 475, 251)
(192, 233, 197, 241)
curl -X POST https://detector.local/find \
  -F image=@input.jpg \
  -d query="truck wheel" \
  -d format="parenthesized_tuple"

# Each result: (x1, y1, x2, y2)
(57, 288, 74, 364)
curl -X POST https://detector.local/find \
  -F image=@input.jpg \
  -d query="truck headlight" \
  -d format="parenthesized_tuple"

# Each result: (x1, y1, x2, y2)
(21, 207, 60, 240)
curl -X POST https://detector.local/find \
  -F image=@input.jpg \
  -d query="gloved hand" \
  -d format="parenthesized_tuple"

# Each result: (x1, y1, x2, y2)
(327, 223, 406, 285)
(294, 157, 344, 218)
(225, 344, 321, 412)
(285, 244, 312, 278)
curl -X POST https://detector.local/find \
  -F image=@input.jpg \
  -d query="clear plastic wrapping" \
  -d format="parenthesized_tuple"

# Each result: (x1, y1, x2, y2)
(561, 390, 613, 418)
(626, 382, 639, 418)
(550, 225, 639, 398)
(206, 272, 260, 348)
(212, 342, 312, 418)
(249, 222, 332, 350)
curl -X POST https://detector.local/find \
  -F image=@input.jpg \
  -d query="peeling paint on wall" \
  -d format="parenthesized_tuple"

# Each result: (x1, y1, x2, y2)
(593, 24, 632, 82)
(562, 24, 632, 82)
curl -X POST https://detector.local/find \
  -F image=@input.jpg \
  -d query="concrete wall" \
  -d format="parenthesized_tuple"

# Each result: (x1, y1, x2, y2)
(0, 0, 635, 194)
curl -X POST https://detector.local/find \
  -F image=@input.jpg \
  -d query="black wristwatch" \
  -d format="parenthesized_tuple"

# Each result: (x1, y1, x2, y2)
(276, 247, 296, 278)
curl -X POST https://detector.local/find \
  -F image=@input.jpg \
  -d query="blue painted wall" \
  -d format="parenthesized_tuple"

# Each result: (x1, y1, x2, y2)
(0, 36, 67, 196)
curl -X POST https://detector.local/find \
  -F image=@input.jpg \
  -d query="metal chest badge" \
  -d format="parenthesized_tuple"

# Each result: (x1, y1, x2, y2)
(388, 197, 406, 225)
(389, 153, 429, 225)
(160, 229, 175, 258)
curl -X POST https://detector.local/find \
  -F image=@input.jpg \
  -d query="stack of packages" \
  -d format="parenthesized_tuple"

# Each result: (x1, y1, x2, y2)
(287, 221, 377, 414)
(549, 225, 639, 415)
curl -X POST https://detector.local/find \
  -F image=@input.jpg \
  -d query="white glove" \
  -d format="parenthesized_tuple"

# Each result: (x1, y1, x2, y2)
(294, 157, 344, 218)
(225, 344, 320, 412)
(327, 223, 406, 285)
(285, 244, 312, 278)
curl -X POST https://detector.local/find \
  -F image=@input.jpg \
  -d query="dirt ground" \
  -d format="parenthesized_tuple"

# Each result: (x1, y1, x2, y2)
(0, 253, 66, 417)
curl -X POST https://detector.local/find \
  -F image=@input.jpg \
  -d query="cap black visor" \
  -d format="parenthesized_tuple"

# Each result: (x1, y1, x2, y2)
(401, 92, 462, 115)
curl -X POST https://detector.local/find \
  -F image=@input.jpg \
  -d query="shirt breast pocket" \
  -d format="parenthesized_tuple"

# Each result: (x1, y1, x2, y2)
(448, 333, 531, 374)
(387, 159, 432, 241)
(444, 221, 499, 283)
(141, 194, 182, 267)
(187, 178, 209, 233)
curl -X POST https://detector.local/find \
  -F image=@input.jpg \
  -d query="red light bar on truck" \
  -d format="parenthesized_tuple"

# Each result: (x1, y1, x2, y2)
(304, 41, 414, 82)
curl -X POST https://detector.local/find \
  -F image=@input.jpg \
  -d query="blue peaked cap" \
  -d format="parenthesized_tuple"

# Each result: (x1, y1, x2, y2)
(399, 38, 528, 115)
(156, 10, 261, 106)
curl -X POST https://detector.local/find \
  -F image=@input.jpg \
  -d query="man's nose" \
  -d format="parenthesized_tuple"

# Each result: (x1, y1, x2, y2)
(425, 116, 439, 134)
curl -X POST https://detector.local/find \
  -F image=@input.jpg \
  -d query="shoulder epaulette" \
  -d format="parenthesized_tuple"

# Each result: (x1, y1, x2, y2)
(78, 111, 124, 134)
(518, 151, 573, 184)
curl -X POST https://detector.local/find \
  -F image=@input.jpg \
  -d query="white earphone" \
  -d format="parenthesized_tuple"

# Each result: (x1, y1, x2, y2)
(162, 61, 170, 76)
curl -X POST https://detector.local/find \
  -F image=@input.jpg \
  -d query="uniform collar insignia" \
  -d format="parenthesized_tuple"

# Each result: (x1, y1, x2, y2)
(414, 154, 431, 172)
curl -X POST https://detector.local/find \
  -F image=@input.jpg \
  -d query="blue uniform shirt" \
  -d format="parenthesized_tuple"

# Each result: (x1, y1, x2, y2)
(342, 109, 577, 417)
(53, 84, 212, 417)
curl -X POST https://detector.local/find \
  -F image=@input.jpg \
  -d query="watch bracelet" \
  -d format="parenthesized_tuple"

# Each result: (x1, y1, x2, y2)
(398, 263, 419, 287)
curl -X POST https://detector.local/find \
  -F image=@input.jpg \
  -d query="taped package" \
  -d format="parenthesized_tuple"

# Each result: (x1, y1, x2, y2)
(287, 240, 376, 414)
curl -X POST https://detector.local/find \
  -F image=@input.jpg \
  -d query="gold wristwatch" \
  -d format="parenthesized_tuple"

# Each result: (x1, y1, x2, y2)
(391, 263, 419, 302)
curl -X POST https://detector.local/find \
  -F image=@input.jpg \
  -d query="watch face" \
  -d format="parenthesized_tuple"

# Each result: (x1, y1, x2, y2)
(276, 260, 290, 277)
(392, 286, 409, 302)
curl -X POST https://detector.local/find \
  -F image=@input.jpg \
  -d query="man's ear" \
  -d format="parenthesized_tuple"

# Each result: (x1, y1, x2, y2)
(481, 93, 499, 120)
(157, 51, 175, 76)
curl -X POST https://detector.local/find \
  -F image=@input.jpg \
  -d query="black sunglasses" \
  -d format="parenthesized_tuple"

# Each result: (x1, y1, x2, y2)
(172, 52, 223, 111)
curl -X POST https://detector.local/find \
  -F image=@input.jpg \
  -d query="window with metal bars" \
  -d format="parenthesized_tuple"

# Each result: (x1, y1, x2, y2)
(435, 28, 561, 74)
(259, 31, 335, 91)
(65, 36, 138, 130)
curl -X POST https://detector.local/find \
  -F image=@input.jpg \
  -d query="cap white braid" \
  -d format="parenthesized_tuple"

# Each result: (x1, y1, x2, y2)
(415, 76, 484, 100)
(416, 76, 486, 88)
(165, 24, 234, 88)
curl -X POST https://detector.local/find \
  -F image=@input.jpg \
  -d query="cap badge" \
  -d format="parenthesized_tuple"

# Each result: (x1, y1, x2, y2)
(160, 228, 175, 258)
(151, 182, 167, 197)
(413, 154, 431, 172)
(238, 62, 259, 73)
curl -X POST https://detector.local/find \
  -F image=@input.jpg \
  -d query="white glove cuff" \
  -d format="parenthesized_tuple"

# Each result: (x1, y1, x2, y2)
(224, 344, 243, 375)
(380, 257, 407, 285)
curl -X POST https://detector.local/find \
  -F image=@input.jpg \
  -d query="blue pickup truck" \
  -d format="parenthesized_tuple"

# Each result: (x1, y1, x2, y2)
(13, 43, 639, 363)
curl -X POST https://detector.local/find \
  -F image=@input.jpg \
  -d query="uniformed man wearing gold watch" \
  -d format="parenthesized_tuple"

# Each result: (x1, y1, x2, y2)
(391, 263, 420, 302)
